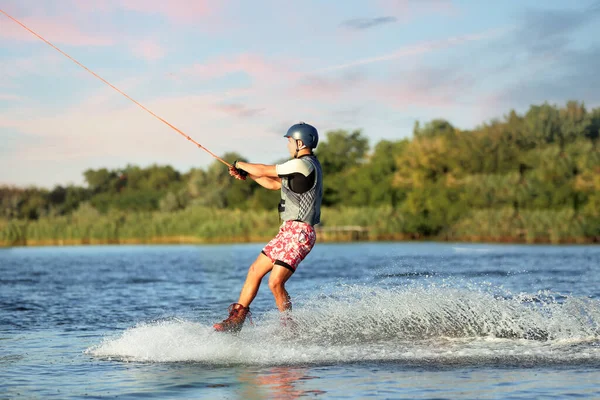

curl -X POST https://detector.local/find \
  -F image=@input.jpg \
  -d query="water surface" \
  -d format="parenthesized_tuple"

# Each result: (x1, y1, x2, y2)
(2, 242, 600, 398)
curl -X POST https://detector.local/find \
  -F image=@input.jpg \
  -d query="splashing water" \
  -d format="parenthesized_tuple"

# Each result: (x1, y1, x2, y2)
(87, 284, 600, 366)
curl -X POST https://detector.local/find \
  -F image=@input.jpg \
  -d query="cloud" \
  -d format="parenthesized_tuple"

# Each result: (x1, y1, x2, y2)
(340, 16, 397, 30)
(0, 115, 23, 129)
(0, 87, 305, 188)
(0, 52, 64, 79)
(515, 3, 600, 56)
(378, 0, 457, 18)
(317, 29, 504, 72)
(1, 3, 214, 65)
(0, 89, 278, 163)
(483, 3, 600, 112)
(372, 65, 476, 109)
(72, 0, 218, 24)
(332, 107, 363, 124)
(180, 53, 300, 84)
(121, 0, 215, 22)
(170, 30, 496, 127)
(490, 45, 600, 111)
(296, 71, 366, 99)
(131, 39, 166, 61)
(214, 103, 265, 118)
(0, 14, 114, 46)
(0, 94, 24, 101)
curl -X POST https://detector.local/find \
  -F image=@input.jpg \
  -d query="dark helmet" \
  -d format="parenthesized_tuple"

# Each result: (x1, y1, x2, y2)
(284, 122, 319, 149)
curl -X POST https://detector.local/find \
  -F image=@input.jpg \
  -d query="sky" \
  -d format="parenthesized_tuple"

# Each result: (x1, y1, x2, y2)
(1, 0, 599, 188)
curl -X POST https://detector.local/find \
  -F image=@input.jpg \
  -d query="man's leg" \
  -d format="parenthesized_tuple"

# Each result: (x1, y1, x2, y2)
(237, 252, 275, 307)
(214, 253, 275, 332)
(268, 265, 295, 311)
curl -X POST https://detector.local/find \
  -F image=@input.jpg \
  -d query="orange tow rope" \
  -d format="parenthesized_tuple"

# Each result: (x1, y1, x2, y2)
(0, 9, 232, 168)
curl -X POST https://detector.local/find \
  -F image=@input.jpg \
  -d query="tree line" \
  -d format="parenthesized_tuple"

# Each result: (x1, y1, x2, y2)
(1, 101, 599, 244)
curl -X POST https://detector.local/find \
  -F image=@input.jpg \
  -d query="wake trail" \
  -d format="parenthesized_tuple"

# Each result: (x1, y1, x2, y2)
(87, 284, 600, 365)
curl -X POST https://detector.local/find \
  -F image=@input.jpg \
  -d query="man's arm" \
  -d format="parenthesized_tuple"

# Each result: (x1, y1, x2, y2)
(250, 174, 281, 190)
(234, 161, 281, 190)
(235, 162, 278, 178)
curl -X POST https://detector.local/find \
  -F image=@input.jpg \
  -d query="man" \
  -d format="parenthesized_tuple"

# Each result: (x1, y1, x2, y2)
(213, 122, 323, 333)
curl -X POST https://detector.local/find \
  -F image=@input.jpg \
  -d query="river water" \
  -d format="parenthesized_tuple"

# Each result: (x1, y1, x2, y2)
(2, 242, 600, 398)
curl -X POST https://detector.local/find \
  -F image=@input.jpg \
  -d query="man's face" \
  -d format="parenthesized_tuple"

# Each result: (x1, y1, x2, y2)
(287, 137, 297, 157)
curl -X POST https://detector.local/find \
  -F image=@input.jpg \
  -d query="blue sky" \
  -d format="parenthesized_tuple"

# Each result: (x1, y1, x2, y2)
(1, 0, 599, 187)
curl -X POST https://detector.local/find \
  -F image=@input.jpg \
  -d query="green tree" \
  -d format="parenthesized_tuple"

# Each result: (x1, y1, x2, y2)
(316, 129, 369, 176)
(316, 129, 370, 206)
(588, 107, 600, 143)
(84, 168, 119, 193)
(559, 101, 590, 150)
(346, 139, 407, 207)
(159, 192, 181, 212)
(522, 103, 561, 148)
(413, 119, 456, 139)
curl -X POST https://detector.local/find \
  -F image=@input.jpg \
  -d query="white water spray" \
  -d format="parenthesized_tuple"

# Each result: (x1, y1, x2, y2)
(87, 284, 600, 365)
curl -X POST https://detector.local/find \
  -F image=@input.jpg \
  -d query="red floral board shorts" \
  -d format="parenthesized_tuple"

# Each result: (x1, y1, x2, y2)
(262, 220, 316, 272)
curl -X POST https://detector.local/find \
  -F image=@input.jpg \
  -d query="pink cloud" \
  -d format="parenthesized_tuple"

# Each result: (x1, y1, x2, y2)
(0, 53, 64, 79)
(295, 72, 366, 99)
(0, 93, 24, 101)
(318, 29, 502, 73)
(378, 0, 457, 19)
(369, 65, 476, 109)
(131, 39, 166, 61)
(0, 82, 314, 182)
(181, 53, 300, 83)
(0, 92, 267, 161)
(0, 116, 22, 128)
(72, 0, 218, 23)
(292, 29, 505, 107)
(0, 15, 114, 46)
(213, 103, 265, 118)
(1, 6, 198, 61)
(120, 0, 215, 22)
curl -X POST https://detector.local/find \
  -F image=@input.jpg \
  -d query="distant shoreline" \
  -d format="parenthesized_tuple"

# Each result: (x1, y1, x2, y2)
(1, 234, 598, 248)
(2, 205, 599, 248)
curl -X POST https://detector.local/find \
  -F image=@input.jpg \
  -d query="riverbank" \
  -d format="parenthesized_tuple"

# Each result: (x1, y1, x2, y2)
(1, 233, 597, 248)
(1, 206, 598, 247)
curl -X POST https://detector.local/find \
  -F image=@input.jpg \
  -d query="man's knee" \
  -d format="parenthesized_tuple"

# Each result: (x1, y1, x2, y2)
(247, 255, 273, 278)
(268, 276, 285, 292)
(248, 263, 260, 275)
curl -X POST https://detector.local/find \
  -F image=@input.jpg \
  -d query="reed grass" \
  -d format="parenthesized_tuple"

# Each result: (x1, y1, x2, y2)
(1, 206, 598, 247)
(446, 207, 595, 244)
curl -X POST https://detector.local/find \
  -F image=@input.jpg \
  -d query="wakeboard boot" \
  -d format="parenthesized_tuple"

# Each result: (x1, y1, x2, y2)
(213, 303, 251, 333)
